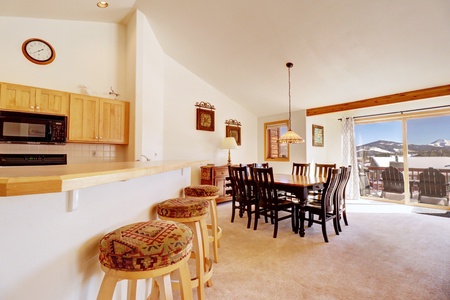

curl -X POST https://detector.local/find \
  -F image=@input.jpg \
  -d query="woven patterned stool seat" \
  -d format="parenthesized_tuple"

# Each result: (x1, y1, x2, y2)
(184, 185, 222, 263)
(157, 197, 209, 220)
(97, 220, 193, 300)
(157, 198, 212, 300)
(184, 185, 219, 197)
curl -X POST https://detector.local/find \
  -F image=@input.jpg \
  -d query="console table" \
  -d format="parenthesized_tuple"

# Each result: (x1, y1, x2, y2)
(200, 164, 231, 203)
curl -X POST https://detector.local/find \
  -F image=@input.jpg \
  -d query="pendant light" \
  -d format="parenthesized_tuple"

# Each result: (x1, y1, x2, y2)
(279, 62, 305, 144)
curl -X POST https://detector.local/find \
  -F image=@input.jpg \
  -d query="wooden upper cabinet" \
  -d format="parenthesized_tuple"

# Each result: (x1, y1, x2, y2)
(36, 88, 69, 115)
(0, 83, 36, 112)
(68, 94, 99, 143)
(0, 82, 69, 115)
(99, 99, 129, 144)
(68, 94, 129, 144)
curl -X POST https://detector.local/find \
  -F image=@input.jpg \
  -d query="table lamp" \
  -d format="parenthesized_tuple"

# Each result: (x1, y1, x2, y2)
(222, 137, 238, 165)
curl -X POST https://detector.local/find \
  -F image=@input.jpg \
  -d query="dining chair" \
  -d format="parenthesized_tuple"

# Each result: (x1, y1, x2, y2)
(283, 163, 311, 201)
(229, 165, 259, 229)
(300, 168, 341, 243)
(292, 163, 310, 176)
(252, 167, 295, 238)
(381, 166, 405, 198)
(418, 167, 449, 205)
(308, 163, 337, 200)
(336, 166, 352, 232)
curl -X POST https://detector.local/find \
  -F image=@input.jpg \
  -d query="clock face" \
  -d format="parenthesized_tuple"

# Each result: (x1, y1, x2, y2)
(22, 38, 55, 65)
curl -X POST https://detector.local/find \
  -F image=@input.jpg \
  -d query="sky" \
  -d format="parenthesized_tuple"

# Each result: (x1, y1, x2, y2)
(354, 115, 450, 146)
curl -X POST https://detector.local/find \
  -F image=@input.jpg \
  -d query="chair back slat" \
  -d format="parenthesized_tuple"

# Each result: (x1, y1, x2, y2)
(315, 163, 336, 178)
(292, 163, 310, 176)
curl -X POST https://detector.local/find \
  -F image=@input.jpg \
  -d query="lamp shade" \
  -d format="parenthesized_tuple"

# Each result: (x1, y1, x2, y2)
(279, 130, 305, 144)
(222, 137, 238, 149)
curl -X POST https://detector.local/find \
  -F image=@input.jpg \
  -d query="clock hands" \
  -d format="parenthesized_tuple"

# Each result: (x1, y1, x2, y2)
(31, 48, 45, 54)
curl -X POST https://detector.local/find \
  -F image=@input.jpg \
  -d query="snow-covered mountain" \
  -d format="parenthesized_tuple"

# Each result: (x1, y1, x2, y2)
(356, 139, 450, 157)
(429, 139, 450, 147)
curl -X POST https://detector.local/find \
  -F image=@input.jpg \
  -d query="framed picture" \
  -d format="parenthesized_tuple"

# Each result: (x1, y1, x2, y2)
(226, 125, 241, 145)
(312, 124, 324, 147)
(196, 108, 215, 131)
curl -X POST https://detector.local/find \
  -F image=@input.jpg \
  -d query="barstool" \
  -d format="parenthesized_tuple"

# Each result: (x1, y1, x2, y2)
(184, 185, 222, 263)
(97, 220, 193, 300)
(157, 198, 213, 300)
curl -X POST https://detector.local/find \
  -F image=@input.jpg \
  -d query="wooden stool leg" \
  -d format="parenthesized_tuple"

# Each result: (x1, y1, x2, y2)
(208, 199, 220, 263)
(178, 261, 193, 300)
(188, 221, 205, 300)
(97, 273, 119, 300)
(127, 279, 137, 300)
(159, 274, 174, 300)
(199, 219, 213, 288)
(149, 280, 159, 300)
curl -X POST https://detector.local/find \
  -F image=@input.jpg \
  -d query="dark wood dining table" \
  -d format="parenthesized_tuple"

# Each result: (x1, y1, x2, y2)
(272, 174, 326, 237)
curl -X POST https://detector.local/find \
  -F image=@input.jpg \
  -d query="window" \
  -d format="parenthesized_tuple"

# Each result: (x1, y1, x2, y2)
(264, 120, 289, 161)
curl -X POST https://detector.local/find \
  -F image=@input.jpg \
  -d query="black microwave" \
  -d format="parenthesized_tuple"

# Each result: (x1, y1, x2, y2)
(0, 111, 67, 144)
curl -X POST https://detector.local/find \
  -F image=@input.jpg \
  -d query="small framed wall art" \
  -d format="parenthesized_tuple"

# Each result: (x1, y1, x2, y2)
(312, 124, 324, 147)
(195, 101, 215, 131)
(225, 119, 242, 145)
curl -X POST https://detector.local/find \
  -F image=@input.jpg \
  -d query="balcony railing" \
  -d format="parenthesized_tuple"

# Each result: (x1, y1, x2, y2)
(360, 166, 450, 201)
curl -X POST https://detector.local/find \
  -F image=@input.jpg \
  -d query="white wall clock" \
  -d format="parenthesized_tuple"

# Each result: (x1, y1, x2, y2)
(22, 38, 56, 65)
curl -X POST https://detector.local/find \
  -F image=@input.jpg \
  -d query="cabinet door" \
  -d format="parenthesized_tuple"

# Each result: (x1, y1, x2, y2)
(0, 83, 36, 112)
(213, 166, 229, 197)
(36, 89, 69, 115)
(98, 99, 129, 144)
(68, 94, 99, 142)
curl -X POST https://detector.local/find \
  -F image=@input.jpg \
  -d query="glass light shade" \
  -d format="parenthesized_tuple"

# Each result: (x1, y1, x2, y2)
(222, 137, 238, 149)
(279, 130, 305, 144)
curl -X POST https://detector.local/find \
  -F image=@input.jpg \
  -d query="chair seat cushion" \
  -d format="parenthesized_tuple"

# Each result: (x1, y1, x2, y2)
(157, 197, 209, 219)
(184, 185, 219, 197)
(99, 220, 193, 271)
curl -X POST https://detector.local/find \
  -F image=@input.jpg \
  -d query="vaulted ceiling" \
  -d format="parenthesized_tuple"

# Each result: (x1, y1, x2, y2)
(2, 0, 450, 116)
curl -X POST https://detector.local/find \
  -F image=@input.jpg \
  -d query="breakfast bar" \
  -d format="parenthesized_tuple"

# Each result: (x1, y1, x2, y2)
(0, 160, 207, 299)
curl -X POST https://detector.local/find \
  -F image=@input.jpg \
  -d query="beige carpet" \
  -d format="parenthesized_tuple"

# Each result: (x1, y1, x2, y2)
(202, 200, 450, 300)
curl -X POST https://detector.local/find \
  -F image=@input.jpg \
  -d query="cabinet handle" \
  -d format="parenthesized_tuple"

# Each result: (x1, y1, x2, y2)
(30, 105, 34, 109)
(35, 106, 40, 110)
(99, 136, 103, 140)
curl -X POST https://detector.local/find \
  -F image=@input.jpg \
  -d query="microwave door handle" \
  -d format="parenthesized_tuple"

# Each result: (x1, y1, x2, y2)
(47, 123, 52, 138)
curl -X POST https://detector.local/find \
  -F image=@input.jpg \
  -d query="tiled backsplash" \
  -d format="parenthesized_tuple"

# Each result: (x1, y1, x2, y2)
(0, 143, 126, 164)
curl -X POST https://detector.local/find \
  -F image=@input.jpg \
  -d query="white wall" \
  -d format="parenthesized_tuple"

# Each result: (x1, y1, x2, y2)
(0, 169, 191, 300)
(133, 11, 165, 162)
(162, 55, 258, 182)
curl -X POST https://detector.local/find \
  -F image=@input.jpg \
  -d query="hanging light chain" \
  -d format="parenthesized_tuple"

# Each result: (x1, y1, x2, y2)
(287, 62, 293, 130)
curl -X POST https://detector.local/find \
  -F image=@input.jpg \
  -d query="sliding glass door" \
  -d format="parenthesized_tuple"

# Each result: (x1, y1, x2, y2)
(406, 115, 450, 206)
(354, 111, 450, 208)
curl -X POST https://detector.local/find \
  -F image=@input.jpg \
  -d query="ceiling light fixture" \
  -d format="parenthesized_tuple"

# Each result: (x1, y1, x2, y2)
(278, 62, 305, 144)
(97, 2, 109, 8)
